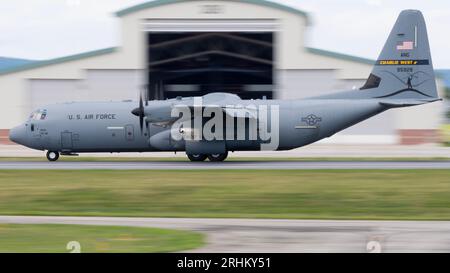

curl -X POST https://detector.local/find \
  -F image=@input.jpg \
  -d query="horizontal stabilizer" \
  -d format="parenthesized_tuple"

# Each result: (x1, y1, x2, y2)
(379, 98, 442, 108)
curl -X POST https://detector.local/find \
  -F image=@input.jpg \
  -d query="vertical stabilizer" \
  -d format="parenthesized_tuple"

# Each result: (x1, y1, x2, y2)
(360, 10, 438, 101)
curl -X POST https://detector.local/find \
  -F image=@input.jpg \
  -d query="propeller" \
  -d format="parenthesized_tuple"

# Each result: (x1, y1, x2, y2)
(131, 90, 148, 135)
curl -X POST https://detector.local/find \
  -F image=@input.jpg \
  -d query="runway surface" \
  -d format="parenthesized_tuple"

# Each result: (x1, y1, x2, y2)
(1, 216, 449, 252)
(0, 161, 449, 170)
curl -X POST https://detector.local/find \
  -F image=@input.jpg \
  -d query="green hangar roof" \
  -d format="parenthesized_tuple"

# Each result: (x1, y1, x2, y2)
(0, 47, 117, 76)
(116, 0, 309, 20)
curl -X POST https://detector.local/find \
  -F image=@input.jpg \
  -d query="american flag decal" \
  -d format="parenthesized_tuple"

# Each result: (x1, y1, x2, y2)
(397, 41, 414, 50)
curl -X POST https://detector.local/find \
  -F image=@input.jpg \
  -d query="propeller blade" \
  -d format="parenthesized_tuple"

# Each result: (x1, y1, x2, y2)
(139, 94, 144, 134)
(144, 87, 149, 106)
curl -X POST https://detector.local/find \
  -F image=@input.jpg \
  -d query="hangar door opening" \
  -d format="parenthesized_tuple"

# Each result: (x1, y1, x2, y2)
(144, 20, 276, 100)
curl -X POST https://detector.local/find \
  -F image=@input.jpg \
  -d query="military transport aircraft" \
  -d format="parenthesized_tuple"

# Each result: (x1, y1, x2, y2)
(9, 10, 441, 162)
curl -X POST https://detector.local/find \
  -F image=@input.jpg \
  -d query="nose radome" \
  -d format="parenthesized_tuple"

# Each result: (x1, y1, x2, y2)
(9, 125, 27, 146)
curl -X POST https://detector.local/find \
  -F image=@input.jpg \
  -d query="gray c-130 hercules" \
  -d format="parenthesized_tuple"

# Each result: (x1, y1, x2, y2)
(9, 10, 442, 162)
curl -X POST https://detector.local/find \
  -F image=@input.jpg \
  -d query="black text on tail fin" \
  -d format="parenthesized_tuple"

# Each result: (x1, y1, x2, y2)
(361, 10, 439, 102)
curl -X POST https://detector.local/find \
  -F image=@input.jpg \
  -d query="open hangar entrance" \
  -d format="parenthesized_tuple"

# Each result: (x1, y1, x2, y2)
(144, 20, 276, 100)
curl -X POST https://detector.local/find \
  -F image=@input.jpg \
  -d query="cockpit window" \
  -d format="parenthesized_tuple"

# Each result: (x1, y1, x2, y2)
(29, 109, 47, 120)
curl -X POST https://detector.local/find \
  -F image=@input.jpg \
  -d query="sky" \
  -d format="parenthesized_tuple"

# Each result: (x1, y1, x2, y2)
(0, 0, 449, 68)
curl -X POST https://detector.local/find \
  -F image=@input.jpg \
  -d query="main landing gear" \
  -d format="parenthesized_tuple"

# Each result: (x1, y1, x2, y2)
(187, 151, 229, 162)
(186, 154, 208, 162)
(46, 151, 60, 162)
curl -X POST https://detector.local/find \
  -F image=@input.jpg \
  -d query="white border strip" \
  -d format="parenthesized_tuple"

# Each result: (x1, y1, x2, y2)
(142, 19, 279, 32)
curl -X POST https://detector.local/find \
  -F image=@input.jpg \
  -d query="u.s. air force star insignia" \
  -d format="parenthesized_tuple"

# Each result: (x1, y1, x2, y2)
(302, 114, 322, 126)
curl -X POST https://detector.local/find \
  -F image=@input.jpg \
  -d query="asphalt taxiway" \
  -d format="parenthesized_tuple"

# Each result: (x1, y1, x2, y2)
(0, 216, 449, 252)
(0, 161, 449, 170)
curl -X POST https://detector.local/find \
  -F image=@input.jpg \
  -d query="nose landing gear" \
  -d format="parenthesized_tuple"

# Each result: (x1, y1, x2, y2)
(46, 151, 60, 162)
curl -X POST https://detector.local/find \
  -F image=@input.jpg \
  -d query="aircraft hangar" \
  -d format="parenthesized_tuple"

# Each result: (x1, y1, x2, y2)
(0, 0, 445, 145)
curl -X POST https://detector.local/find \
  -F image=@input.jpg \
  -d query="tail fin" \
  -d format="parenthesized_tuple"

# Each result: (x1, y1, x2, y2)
(361, 10, 439, 103)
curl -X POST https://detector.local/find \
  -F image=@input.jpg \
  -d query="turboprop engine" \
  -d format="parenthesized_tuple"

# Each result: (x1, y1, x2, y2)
(148, 129, 185, 151)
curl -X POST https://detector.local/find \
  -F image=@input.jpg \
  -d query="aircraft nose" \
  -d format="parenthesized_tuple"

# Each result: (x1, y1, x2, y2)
(9, 125, 27, 146)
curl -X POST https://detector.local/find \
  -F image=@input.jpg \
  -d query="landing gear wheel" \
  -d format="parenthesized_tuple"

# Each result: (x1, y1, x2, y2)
(187, 154, 208, 162)
(207, 152, 228, 162)
(46, 151, 59, 162)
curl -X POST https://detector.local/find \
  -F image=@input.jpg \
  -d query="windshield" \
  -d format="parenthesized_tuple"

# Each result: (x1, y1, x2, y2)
(29, 109, 47, 120)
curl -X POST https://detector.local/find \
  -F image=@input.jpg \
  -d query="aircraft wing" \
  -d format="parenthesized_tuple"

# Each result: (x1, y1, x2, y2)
(172, 92, 257, 119)
(144, 92, 256, 126)
(173, 104, 258, 119)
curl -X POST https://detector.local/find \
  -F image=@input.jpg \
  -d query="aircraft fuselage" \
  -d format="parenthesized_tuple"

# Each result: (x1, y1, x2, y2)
(10, 98, 385, 155)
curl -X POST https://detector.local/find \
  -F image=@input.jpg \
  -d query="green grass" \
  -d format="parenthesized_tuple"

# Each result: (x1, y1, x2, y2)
(0, 169, 450, 220)
(0, 224, 204, 253)
(0, 156, 449, 162)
